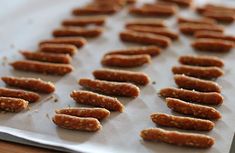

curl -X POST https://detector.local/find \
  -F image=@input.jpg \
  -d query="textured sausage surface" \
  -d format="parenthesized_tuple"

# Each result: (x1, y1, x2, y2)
(160, 87, 223, 105)
(93, 68, 150, 85)
(140, 128, 214, 148)
(166, 98, 222, 120)
(71, 90, 124, 112)
(151, 113, 214, 131)
(0, 97, 28, 112)
(101, 54, 151, 68)
(53, 114, 101, 132)
(56, 107, 110, 120)
(2, 76, 55, 94)
(79, 78, 140, 97)
(174, 74, 221, 93)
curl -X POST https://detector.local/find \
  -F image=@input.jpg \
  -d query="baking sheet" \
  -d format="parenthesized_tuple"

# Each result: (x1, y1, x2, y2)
(0, 0, 235, 153)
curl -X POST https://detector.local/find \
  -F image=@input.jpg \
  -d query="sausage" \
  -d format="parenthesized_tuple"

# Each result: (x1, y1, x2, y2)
(20, 51, 71, 64)
(159, 87, 223, 105)
(192, 38, 234, 52)
(53, 27, 103, 38)
(126, 26, 178, 40)
(0, 87, 40, 103)
(140, 128, 214, 148)
(52, 114, 101, 132)
(39, 37, 87, 48)
(166, 98, 222, 120)
(2, 76, 55, 94)
(179, 23, 224, 35)
(129, 4, 176, 17)
(177, 17, 216, 25)
(158, 0, 192, 7)
(125, 19, 165, 28)
(172, 65, 224, 79)
(151, 113, 214, 131)
(56, 107, 110, 120)
(39, 44, 77, 56)
(70, 90, 124, 112)
(93, 68, 150, 85)
(11, 60, 73, 76)
(120, 30, 171, 48)
(178, 55, 224, 67)
(0, 97, 28, 112)
(101, 54, 151, 68)
(78, 78, 140, 97)
(194, 31, 235, 43)
(174, 74, 221, 93)
(62, 16, 106, 27)
(104, 46, 161, 57)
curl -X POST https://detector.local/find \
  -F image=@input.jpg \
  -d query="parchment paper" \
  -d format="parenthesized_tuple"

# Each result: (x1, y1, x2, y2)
(0, 0, 235, 153)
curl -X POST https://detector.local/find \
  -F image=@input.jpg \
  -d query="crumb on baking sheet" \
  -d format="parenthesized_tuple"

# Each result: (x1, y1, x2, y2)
(45, 95, 55, 101)
(1, 56, 8, 66)
(54, 98, 58, 103)
(152, 81, 156, 85)
(46, 113, 50, 119)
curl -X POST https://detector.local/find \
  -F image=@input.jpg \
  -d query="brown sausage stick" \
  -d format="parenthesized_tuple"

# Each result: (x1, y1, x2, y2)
(197, 4, 235, 14)
(52, 114, 101, 132)
(159, 87, 223, 105)
(104, 46, 161, 57)
(174, 74, 221, 93)
(129, 5, 176, 17)
(125, 19, 165, 28)
(2, 76, 55, 94)
(72, 8, 118, 16)
(89, 0, 125, 7)
(151, 113, 214, 131)
(52, 27, 103, 38)
(194, 31, 235, 43)
(62, 16, 106, 27)
(120, 30, 171, 48)
(205, 4, 235, 12)
(158, 0, 192, 7)
(202, 10, 235, 23)
(126, 26, 178, 40)
(101, 54, 151, 68)
(172, 65, 224, 79)
(70, 90, 124, 112)
(192, 38, 234, 52)
(177, 17, 216, 25)
(93, 68, 150, 85)
(143, 3, 178, 9)
(193, 30, 223, 35)
(39, 44, 77, 56)
(142, 3, 177, 14)
(0, 87, 40, 103)
(0, 97, 28, 112)
(126, 0, 136, 4)
(20, 51, 71, 64)
(79, 78, 140, 98)
(166, 98, 221, 120)
(39, 37, 87, 48)
(140, 128, 214, 148)
(56, 107, 110, 120)
(11, 60, 73, 76)
(179, 23, 224, 35)
(179, 55, 224, 68)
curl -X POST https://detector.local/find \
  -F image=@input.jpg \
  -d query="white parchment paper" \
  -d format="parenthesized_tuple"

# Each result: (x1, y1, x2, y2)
(0, 0, 235, 153)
